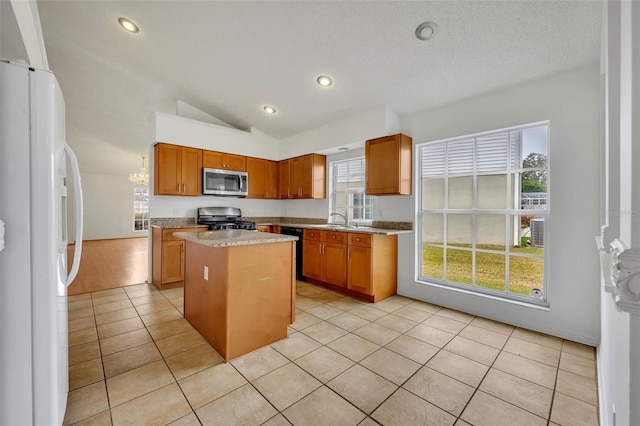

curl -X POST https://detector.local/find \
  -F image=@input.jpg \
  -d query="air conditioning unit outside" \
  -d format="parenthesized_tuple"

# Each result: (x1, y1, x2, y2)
(530, 218, 544, 247)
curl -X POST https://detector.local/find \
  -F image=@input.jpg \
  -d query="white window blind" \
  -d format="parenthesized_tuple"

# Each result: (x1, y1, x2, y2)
(335, 158, 366, 184)
(422, 131, 523, 177)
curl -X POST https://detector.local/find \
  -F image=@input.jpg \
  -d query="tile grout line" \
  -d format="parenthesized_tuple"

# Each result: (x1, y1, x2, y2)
(68, 282, 599, 426)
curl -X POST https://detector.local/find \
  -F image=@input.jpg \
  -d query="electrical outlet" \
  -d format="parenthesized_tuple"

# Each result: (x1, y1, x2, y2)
(172, 208, 180, 216)
(204, 266, 208, 281)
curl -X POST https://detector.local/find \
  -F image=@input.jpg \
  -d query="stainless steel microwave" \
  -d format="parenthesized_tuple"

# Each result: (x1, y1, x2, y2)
(202, 168, 248, 197)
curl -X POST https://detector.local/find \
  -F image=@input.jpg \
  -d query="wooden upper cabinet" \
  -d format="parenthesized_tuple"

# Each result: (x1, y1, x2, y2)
(247, 157, 278, 199)
(265, 160, 278, 199)
(247, 157, 266, 198)
(246, 157, 278, 199)
(289, 154, 326, 199)
(278, 159, 291, 199)
(154, 143, 202, 196)
(181, 147, 203, 195)
(202, 150, 247, 171)
(365, 134, 412, 195)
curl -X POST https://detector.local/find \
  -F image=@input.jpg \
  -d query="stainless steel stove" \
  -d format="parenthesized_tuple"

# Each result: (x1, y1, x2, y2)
(197, 207, 257, 230)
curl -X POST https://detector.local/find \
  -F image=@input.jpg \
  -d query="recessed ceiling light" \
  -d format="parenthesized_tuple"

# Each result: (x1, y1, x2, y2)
(337, 147, 349, 151)
(263, 105, 277, 114)
(118, 17, 140, 33)
(415, 21, 438, 41)
(316, 75, 333, 87)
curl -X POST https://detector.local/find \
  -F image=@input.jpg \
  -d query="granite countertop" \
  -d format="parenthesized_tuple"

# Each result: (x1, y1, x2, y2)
(151, 218, 206, 229)
(274, 223, 412, 236)
(152, 223, 208, 229)
(174, 230, 298, 247)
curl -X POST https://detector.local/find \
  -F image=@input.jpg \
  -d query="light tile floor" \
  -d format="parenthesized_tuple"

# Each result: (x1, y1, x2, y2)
(64, 281, 599, 426)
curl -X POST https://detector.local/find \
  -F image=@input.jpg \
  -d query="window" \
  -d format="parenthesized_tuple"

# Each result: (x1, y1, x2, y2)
(418, 123, 548, 304)
(133, 187, 149, 231)
(331, 157, 374, 223)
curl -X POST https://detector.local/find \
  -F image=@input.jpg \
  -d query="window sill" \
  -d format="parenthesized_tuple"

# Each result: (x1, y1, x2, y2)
(416, 278, 550, 311)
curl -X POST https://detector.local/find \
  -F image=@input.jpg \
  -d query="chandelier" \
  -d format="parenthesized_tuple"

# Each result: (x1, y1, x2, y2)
(128, 156, 149, 186)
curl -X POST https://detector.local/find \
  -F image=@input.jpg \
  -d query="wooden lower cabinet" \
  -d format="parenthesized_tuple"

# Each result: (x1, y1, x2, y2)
(303, 229, 397, 302)
(346, 245, 372, 295)
(347, 233, 398, 302)
(152, 226, 206, 290)
(302, 230, 347, 287)
(256, 225, 271, 233)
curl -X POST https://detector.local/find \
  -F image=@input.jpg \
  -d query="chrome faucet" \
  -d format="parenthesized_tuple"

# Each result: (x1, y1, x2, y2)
(330, 211, 348, 227)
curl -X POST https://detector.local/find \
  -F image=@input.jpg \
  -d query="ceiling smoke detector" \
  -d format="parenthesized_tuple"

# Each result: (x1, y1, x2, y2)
(415, 21, 438, 41)
(263, 105, 277, 114)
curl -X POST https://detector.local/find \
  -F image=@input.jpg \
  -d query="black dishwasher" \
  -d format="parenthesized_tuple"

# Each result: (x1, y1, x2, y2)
(279, 226, 305, 281)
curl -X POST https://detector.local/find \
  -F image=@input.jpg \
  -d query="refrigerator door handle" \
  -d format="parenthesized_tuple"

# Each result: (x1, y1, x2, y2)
(64, 143, 83, 286)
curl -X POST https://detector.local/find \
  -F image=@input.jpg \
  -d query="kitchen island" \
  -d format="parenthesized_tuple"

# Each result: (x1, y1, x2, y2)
(173, 230, 297, 361)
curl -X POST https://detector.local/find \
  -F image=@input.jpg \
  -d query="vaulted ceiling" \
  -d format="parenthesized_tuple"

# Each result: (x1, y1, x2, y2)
(35, 1, 603, 175)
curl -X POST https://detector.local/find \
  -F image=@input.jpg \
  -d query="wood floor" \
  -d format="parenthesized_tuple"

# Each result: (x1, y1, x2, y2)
(67, 237, 149, 295)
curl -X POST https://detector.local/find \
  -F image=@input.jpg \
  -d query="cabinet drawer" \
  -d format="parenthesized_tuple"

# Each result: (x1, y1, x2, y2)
(348, 233, 372, 247)
(304, 229, 324, 241)
(326, 231, 347, 244)
(163, 227, 205, 241)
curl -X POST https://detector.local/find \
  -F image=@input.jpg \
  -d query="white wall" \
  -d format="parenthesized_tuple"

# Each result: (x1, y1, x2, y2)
(75, 172, 149, 240)
(278, 106, 398, 159)
(397, 63, 601, 345)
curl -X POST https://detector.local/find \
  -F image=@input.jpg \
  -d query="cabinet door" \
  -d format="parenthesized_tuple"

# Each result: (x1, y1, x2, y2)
(324, 243, 347, 287)
(365, 134, 412, 195)
(366, 136, 400, 195)
(181, 147, 203, 195)
(265, 160, 278, 199)
(302, 239, 323, 280)
(202, 150, 224, 169)
(347, 245, 372, 295)
(278, 159, 291, 199)
(154, 143, 182, 195)
(202, 150, 246, 171)
(162, 240, 185, 283)
(224, 154, 247, 171)
(291, 156, 304, 198)
(247, 157, 267, 199)
(299, 155, 313, 198)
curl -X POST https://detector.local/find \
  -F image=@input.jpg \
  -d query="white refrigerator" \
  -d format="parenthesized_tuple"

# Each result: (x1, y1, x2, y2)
(0, 60, 83, 425)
